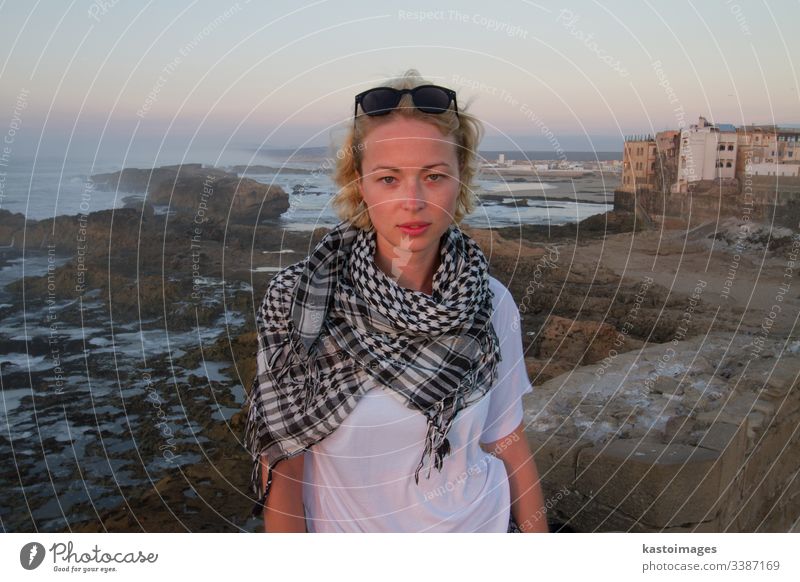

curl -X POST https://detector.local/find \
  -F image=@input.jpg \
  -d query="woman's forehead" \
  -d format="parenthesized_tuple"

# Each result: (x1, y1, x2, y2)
(362, 114, 450, 139)
(362, 119, 456, 151)
(361, 139, 458, 173)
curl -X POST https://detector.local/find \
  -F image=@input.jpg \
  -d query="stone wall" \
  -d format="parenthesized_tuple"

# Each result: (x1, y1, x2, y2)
(615, 175, 800, 230)
(523, 333, 800, 532)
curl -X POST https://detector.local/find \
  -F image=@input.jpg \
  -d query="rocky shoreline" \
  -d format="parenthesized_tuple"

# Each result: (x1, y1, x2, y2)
(1, 164, 797, 532)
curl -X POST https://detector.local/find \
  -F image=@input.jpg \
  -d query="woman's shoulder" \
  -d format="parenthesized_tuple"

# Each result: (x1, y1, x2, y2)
(487, 275, 515, 311)
(487, 275, 521, 331)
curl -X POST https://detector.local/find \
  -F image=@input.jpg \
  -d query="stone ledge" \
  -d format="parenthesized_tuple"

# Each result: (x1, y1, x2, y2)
(521, 332, 800, 531)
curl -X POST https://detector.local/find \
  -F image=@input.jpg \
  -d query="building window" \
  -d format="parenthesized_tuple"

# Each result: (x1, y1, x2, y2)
(726, 161, 732, 168)
(719, 144, 725, 151)
(728, 144, 734, 151)
(790, 151, 794, 158)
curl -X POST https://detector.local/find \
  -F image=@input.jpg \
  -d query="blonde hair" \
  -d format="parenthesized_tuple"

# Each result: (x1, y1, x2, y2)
(331, 69, 484, 230)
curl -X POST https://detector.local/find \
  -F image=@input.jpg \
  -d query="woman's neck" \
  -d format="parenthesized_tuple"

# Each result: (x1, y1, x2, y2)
(373, 238, 440, 296)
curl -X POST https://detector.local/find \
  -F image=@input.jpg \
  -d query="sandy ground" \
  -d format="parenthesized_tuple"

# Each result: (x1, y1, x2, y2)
(594, 224, 799, 338)
(504, 217, 800, 532)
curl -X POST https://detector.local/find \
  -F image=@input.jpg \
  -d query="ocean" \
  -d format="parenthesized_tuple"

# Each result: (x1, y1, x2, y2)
(0, 146, 614, 227)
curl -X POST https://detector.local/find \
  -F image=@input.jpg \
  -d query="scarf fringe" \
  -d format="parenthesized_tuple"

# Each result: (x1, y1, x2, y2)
(245, 376, 269, 518)
(249, 462, 273, 519)
(413, 376, 466, 484)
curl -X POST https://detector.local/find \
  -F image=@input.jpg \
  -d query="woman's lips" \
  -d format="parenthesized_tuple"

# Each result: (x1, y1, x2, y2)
(398, 223, 430, 235)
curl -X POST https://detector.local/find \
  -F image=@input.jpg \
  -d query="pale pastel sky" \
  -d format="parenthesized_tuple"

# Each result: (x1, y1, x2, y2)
(1, 0, 798, 155)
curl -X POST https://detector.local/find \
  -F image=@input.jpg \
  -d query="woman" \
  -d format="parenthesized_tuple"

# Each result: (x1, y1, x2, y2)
(245, 69, 548, 533)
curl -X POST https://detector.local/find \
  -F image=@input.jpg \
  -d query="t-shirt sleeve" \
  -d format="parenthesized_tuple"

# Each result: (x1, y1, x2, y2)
(479, 283, 534, 445)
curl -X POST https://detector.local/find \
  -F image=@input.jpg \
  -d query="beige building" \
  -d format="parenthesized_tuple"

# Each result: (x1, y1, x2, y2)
(656, 130, 680, 158)
(653, 130, 680, 194)
(620, 135, 657, 193)
(736, 125, 778, 180)
(736, 125, 778, 173)
(621, 132, 680, 194)
(736, 126, 800, 174)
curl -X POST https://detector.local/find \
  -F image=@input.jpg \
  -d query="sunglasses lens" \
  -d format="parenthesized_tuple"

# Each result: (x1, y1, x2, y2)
(356, 85, 456, 121)
(412, 86, 452, 113)
(361, 88, 401, 116)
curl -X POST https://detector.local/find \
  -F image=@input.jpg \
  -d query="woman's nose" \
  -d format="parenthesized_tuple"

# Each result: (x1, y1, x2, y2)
(401, 177, 425, 209)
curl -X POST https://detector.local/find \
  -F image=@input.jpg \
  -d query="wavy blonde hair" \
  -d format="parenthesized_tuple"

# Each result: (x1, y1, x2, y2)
(331, 69, 484, 230)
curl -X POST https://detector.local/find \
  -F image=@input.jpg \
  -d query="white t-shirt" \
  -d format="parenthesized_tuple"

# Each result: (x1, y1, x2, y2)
(301, 276, 534, 532)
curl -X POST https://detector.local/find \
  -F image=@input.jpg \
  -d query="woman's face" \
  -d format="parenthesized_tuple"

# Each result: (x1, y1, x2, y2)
(356, 115, 460, 276)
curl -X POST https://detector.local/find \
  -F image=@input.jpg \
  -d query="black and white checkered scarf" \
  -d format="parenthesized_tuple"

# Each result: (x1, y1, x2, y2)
(245, 219, 500, 519)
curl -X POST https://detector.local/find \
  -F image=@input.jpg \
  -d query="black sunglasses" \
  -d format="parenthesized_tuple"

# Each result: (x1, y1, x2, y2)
(353, 84, 459, 126)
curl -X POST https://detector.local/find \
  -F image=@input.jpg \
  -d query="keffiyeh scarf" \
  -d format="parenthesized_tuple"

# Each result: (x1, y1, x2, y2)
(245, 219, 501, 519)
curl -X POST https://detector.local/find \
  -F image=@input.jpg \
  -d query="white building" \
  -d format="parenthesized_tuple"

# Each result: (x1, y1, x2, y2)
(675, 117, 738, 192)
(748, 163, 800, 177)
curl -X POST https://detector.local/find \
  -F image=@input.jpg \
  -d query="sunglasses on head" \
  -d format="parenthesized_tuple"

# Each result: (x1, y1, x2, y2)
(353, 84, 459, 127)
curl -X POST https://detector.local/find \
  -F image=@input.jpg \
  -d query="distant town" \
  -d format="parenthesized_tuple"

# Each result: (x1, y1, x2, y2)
(475, 117, 799, 190)
(479, 153, 622, 179)
(620, 116, 800, 194)
(616, 117, 800, 229)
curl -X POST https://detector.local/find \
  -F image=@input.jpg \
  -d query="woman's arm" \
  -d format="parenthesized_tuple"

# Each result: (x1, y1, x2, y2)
(261, 453, 307, 533)
(483, 422, 549, 533)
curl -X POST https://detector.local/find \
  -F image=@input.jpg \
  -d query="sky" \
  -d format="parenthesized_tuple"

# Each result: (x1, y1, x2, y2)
(0, 0, 798, 159)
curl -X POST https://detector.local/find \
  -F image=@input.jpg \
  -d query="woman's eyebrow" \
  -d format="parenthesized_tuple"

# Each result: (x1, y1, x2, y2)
(369, 162, 451, 172)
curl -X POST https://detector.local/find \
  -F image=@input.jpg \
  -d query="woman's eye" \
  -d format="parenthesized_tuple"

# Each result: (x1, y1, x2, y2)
(379, 176, 395, 184)
(427, 173, 443, 182)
